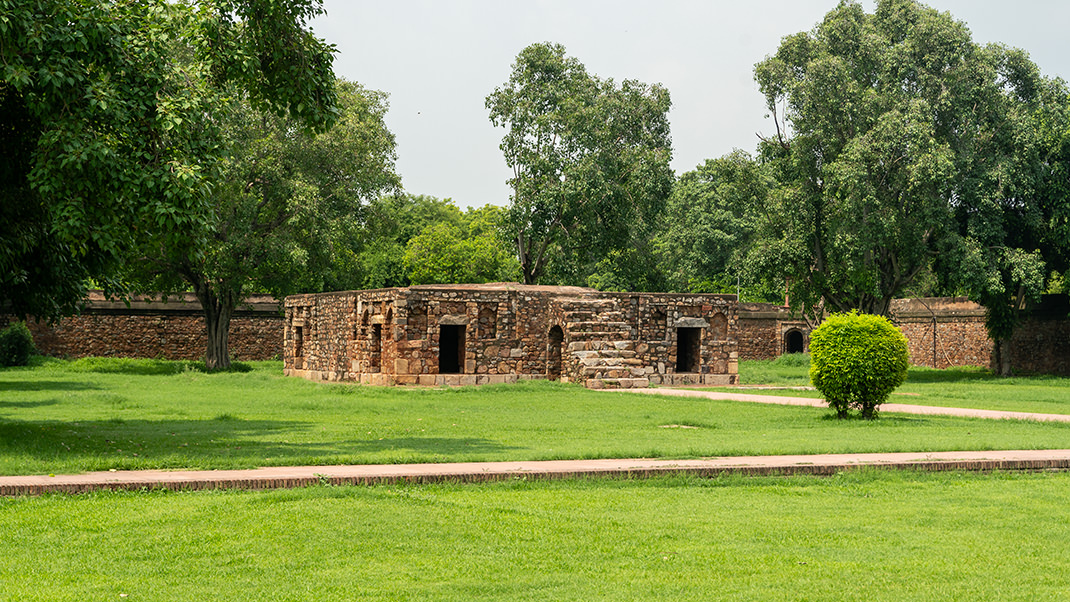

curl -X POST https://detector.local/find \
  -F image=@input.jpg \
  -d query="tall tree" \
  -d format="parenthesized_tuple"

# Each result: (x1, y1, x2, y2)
(955, 74, 1070, 374)
(656, 150, 780, 300)
(0, 0, 336, 319)
(486, 42, 674, 286)
(750, 0, 1048, 326)
(133, 81, 399, 370)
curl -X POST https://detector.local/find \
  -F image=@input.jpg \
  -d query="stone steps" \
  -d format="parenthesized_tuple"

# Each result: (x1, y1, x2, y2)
(557, 298, 646, 388)
(585, 377, 650, 389)
(565, 321, 632, 339)
(579, 365, 646, 378)
(567, 340, 634, 352)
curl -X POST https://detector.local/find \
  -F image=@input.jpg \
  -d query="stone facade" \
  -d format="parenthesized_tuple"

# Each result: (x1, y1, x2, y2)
(2, 291, 282, 361)
(736, 303, 811, 360)
(888, 297, 993, 369)
(283, 283, 739, 388)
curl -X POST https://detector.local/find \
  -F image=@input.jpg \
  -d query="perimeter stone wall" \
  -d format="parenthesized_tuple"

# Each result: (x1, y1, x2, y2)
(999, 295, 1070, 375)
(887, 298, 992, 369)
(2, 291, 282, 361)
(6, 290, 1068, 376)
(736, 303, 810, 360)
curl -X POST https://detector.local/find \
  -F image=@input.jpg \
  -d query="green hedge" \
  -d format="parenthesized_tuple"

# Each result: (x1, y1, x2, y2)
(809, 312, 909, 419)
(0, 321, 37, 367)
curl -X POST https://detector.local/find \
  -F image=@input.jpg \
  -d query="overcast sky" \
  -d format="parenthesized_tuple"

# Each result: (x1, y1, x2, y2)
(310, 1, 1070, 209)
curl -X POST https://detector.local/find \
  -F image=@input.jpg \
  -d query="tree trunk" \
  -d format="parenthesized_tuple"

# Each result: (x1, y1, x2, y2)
(996, 338, 1013, 377)
(204, 298, 233, 371)
(189, 276, 239, 371)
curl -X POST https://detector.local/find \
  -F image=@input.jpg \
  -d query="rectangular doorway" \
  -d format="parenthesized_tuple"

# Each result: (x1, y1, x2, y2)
(676, 327, 701, 373)
(439, 325, 466, 374)
(370, 324, 382, 370)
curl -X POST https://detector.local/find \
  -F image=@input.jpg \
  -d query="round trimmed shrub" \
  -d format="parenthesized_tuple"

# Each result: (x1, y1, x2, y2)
(0, 321, 37, 367)
(808, 312, 909, 419)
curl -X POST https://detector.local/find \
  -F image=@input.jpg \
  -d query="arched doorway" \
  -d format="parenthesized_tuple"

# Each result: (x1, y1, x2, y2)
(546, 325, 564, 381)
(785, 329, 805, 354)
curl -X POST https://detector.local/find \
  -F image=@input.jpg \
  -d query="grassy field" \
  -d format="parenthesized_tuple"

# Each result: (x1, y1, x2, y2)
(2, 470, 1069, 601)
(0, 357, 1068, 475)
(3, 357, 1070, 600)
(736, 354, 1070, 415)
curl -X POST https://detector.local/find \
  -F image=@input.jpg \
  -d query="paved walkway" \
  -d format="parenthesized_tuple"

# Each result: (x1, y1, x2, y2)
(3, 450, 1069, 496)
(614, 387, 1070, 422)
(4, 388, 1069, 496)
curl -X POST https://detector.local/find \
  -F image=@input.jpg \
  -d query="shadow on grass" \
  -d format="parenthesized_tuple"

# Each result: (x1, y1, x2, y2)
(0, 380, 100, 392)
(906, 367, 998, 384)
(0, 400, 60, 409)
(0, 417, 521, 472)
(0, 417, 305, 462)
(60, 358, 254, 376)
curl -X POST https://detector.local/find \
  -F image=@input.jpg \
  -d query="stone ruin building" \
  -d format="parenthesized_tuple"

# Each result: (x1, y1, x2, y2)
(283, 283, 739, 388)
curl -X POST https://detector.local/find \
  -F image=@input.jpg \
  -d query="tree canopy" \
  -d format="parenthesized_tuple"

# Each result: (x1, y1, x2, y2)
(403, 204, 519, 286)
(486, 42, 674, 286)
(0, 0, 336, 319)
(656, 150, 780, 301)
(132, 80, 399, 370)
(750, 0, 1055, 327)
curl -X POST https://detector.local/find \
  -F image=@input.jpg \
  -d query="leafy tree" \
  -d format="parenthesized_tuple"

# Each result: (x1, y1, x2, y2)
(750, 0, 1050, 329)
(326, 194, 466, 291)
(585, 246, 666, 293)
(402, 207, 519, 286)
(486, 42, 674, 286)
(133, 81, 399, 370)
(0, 0, 336, 319)
(656, 151, 780, 301)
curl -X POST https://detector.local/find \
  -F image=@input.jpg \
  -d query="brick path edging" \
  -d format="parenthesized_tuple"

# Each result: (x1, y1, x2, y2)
(4, 451, 1070, 496)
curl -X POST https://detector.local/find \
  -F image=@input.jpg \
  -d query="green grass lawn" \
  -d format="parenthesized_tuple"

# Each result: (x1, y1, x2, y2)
(3, 470, 1068, 601)
(0, 357, 1068, 476)
(734, 354, 1070, 415)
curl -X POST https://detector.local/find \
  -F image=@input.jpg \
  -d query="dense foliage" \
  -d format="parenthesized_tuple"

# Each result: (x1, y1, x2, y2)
(809, 312, 910, 419)
(487, 42, 673, 286)
(0, 0, 336, 319)
(403, 205, 519, 285)
(131, 81, 399, 370)
(656, 151, 781, 301)
(749, 0, 1062, 331)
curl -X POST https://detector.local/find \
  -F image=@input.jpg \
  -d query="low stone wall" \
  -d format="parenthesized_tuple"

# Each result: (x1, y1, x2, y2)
(737, 303, 810, 360)
(888, 298, 992, 369)
(3, 291, 283, 361)
(6, 290, 1068, 376)
(1002, 295, 1070, 375)
(737, 296, 1070, 376)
